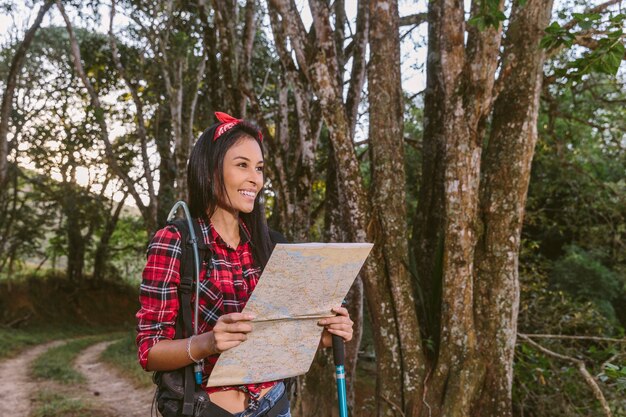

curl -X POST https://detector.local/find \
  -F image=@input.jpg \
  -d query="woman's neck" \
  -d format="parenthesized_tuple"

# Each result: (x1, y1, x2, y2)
(210, 207, 240, 248)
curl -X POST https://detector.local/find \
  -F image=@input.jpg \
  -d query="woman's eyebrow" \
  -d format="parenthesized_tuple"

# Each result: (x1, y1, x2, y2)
(233, 156, 264, 164)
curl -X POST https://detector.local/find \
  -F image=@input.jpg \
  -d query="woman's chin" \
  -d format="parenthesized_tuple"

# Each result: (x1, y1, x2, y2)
(239, 205, 255, 214)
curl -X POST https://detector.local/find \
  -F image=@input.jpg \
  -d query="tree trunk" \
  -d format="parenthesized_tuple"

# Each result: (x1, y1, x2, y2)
(93, 193, 127, 281)
(64, 196, 85, 282)
(413, 0, 555, 416)
(368, 0, 426, 413)
(472, 1, 554, 415)
(212, 0, 243, 114)
(0, 0, 55, 189)
(419, 1, 485, 415)
(108, 0, 158, 227)
(267, 1, 414, 415)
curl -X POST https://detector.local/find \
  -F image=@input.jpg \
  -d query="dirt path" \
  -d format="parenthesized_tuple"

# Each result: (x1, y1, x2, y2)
(74, 340, 154, 417)
(0, 340, 66, 417)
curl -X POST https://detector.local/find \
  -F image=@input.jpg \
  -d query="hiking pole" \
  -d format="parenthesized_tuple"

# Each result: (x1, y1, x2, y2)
(332, 333, 348, 417)
(167, 201, 203, 385)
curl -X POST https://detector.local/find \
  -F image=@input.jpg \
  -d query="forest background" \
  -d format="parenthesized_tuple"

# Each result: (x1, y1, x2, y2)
(0, 0, 625, 417)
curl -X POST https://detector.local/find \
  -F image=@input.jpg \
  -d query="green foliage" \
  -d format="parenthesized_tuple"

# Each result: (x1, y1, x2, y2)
(514, 266, 624, 417)
(599, 363, 626, 393)
(104, 216, 147, 281)
(100, 331, 153, 389)
(550, 245, 621, 318)
(540, 21, 576, 50)
(525, 71, 626, 324)
(542, 10, 626, 82)
(403, 94, 423, 234)
(516, 36, 625, 413)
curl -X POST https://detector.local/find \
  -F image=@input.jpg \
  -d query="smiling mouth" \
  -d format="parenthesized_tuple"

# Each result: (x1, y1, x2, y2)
(238, 190, 256, 198)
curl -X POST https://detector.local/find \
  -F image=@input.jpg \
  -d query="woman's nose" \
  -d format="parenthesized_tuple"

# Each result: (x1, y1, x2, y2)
(248, 168, 262, 184)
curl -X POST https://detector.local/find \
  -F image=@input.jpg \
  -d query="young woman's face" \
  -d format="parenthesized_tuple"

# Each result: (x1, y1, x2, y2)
(218, 136, 264, 214)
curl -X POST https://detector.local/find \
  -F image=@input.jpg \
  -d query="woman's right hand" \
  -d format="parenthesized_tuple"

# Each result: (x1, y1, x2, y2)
(146, 312, 255, 371)
(207, 312, 255, 354)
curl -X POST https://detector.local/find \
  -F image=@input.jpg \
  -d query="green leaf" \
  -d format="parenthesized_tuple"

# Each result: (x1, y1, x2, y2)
(604, 43, 625, 75)
(545, 21, 563, 34)
(540, 35, 558, 50)
(468, 16, 487, 31)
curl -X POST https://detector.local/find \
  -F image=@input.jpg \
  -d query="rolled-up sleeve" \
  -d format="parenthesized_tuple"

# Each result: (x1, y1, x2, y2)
(136, 225, 182, 370)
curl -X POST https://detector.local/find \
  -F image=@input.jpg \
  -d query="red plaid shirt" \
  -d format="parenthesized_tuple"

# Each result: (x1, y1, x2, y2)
(136, 217, 277, 397)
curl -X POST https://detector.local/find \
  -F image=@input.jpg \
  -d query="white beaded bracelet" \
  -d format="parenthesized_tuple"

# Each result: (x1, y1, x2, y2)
(186, 335, 202, 364)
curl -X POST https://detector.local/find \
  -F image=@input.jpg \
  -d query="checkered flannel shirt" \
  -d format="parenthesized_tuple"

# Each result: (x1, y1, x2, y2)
(136, 217, 277, 398)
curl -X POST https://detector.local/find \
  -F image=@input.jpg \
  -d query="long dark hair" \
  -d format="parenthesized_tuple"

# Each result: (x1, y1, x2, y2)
(187, 121, 273, 268)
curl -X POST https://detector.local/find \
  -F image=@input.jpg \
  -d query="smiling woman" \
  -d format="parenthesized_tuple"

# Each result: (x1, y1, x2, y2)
(135, 112, 355, 417)
(221, 140, 265, 221)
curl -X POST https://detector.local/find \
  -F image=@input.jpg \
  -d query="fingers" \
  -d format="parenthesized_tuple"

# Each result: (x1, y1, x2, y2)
(331, 306, 349, 317)
(216, 313, 254, 333)
(211, 327, 250, 353)
(219, 312, 255, 324)
(211, 313, 255, 353)
(317, 315, 353, 328)
(318, 307, 354, 344)
(215, 321, 253, 333)
(325, 327, 353, 342)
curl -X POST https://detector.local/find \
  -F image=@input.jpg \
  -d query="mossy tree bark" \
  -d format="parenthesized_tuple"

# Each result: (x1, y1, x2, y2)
(416, 1, 554, 416)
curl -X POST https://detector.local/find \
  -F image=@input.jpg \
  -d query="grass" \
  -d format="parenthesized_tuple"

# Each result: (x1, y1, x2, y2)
(30, 334, 120, 384)
(100, 330, 153, 389)
(30, 389, 111, 417)
(0, 325, 104, 360)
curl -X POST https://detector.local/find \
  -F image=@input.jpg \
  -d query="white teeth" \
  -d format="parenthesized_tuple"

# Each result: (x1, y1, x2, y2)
(239, 190, 255, 197)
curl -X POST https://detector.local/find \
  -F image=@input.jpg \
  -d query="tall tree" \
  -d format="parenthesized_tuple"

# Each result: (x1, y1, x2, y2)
(267, 1, 418, 415)
(0, 0, 55, 189)
(368, 0, 425, 411)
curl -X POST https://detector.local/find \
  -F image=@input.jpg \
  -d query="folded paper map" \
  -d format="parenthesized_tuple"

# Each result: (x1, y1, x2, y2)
(206, 242, 374, 387)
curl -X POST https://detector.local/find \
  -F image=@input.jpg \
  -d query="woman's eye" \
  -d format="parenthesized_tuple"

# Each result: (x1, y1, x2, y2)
(256, 166, 264, 172)
(238, 163, 247, 168)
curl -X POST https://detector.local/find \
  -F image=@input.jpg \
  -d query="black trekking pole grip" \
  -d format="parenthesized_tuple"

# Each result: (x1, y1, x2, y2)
(332, 334, 345, 366)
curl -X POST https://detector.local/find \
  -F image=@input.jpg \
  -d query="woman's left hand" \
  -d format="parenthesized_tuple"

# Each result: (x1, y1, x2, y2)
(318, 306, 354, 348)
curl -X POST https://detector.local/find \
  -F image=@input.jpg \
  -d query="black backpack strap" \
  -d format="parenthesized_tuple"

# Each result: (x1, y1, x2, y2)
(269, 229, 288, 245)
(168, 218, 210, 416)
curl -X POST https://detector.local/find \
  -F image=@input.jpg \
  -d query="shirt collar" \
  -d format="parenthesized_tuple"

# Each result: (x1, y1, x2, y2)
(198, 217, 252, 250)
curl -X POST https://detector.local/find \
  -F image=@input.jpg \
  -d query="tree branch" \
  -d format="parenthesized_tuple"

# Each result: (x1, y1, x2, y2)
(345, 0, 368, 139)
(109, 0, 156, 207)
(562, 0, 622, 31)
(0, 0, 55, 188)
(518, 334, 614, 417)
(57, 1, 149, 222)
(519, 333, 626, 343)
(399, 12, 428, 27)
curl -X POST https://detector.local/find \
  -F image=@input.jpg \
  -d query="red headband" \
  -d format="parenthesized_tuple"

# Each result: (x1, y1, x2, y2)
(213, 111, 263, 142)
